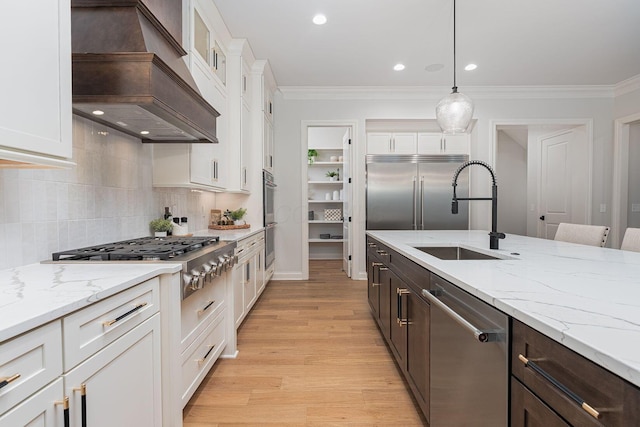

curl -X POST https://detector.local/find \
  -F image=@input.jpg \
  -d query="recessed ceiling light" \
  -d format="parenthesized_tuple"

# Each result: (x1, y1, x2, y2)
(393, 63, 405, 71)
(140, 131, 150, 135)
(312, 14, 327, 25)
(464, 63, 478, 71)
(92, 110, 104, 116)
(425, 63, 445, 72)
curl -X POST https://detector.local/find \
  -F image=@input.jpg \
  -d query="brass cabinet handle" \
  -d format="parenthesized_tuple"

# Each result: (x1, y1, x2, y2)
(55, 396, 70, 427)
(396, 288, 410, 326)
(0, 373, 20, 389)
(197, 300, 216, 315)
(195, 345, 216, 363)
(103, 302, 148, 327)
(518, 354, 600, 419)
(73, 384, 87, 427)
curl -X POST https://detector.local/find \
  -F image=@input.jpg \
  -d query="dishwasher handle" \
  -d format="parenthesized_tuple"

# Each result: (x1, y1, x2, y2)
(421, 289, 493, 342)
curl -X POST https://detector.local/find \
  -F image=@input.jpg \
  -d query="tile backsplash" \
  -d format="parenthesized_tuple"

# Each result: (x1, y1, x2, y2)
(0, 115, 216, 269)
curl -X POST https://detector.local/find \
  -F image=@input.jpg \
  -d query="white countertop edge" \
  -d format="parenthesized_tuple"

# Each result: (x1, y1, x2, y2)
(0, 263, 182, 343)
(193, 226, 264, 241)
(367, 230, 640, 388)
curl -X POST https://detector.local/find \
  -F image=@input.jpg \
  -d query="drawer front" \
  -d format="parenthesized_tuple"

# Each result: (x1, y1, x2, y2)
(511, 377, 569, 427)
(63, 277, 160, 370)
(512, 319, 635, 426)
(181, 311, 226, 406)
(0, 377, 64, 426)
(0, 321, 63, 414)
(180, 277, 226, 353)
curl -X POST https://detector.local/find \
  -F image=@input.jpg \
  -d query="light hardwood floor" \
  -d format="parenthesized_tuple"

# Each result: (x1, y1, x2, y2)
(183, 260, 427, 426)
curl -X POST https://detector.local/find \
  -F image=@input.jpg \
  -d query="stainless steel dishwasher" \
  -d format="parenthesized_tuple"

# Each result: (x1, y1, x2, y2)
(422, 273, 509, 426)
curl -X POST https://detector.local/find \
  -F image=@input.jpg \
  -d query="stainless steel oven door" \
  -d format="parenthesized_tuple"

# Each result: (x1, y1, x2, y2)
(265, 223, 275, 268)
(263, 170, 276, 225)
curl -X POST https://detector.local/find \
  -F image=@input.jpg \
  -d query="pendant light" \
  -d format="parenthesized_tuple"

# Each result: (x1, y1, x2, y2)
(436, 0, 474, 134)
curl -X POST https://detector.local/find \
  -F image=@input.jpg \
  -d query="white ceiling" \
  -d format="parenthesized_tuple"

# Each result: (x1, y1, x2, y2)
(212, 0, 640, 88)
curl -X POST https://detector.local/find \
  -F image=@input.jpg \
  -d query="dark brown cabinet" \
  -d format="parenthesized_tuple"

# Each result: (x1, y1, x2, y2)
(512, 319, 640, 426)
(511, 377, 569, 427)
(366, 236, 430, 421)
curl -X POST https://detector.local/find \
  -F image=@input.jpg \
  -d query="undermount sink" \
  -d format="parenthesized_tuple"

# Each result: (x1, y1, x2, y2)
(415, 246, 505, 260)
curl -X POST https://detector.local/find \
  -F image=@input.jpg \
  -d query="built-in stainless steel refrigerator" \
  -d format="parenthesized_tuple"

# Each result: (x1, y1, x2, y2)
(366, 154, 469, 230)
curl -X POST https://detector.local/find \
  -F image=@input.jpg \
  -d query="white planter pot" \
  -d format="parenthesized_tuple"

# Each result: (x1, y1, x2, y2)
(154, 231, 168, 237)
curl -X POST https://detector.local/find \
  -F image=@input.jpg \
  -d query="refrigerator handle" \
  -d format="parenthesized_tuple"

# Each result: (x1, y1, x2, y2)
(420, 176, 425, 230)
(412, 176, 417, 230)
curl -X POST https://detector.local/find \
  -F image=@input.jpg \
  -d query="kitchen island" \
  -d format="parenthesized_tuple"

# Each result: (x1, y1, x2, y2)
(367, 230, 640, 426)
(367, 230, 640, 387)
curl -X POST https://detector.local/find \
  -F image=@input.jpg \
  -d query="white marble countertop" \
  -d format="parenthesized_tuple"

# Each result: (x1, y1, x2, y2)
(367, 230, 640, 388)
(0, 263, 181, 342)
(193, 226, 264, 242)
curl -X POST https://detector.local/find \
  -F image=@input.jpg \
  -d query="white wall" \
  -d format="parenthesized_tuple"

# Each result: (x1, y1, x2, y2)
(0, 115, 218, 270)
(496, 131, 527, 236)
(273, 90, 615, 280)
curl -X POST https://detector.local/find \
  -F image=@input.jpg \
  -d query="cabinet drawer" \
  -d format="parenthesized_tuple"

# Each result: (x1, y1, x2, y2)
(512, 319, 640, 426)
(180, 277, 226, 353)
(0, 377, 64, 426)
(0, 321, 63, 414)
(63, 277, 160, 370)
(236, 233, 263, 257)
(181, 311, 226, 406)
(511, 377, 569, 427)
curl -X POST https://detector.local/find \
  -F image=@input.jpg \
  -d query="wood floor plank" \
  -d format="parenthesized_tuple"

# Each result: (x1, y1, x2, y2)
(183, 260, 426, 426)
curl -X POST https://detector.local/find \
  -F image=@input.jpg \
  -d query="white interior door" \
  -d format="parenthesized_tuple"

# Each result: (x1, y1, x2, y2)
(538, 128, 588, 239)
(342, 129, 352, 277)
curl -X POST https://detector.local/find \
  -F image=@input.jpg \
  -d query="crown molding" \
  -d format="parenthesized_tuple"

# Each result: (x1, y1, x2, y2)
(614, 74, 640, 97)
(279, 85, 615, 100)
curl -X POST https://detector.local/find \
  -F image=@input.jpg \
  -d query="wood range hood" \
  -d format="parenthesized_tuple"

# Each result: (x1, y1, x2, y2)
(71, 0, 219, 143)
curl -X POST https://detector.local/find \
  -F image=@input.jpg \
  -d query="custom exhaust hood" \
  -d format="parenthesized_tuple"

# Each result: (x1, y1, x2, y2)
(71, 0, 219, 143)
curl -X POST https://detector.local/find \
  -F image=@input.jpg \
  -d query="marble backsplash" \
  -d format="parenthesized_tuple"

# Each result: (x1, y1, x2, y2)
(0, 115, 217, 270)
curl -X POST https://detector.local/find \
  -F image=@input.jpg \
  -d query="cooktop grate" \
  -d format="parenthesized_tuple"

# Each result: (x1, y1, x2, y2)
(52, 236, 221, 261)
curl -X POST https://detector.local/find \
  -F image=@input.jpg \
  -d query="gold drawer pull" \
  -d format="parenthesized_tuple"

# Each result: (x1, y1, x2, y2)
(195, 345, 216, 363)
(103, 302, 148, 327)
(197, 300, 216, 315)
(55, 396, 70, 427)
(519, 354, 600, 419)
(0, 374, 20, 389)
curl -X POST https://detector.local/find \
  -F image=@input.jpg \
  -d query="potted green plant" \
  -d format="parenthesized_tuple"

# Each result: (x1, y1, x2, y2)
(308, 149, 318, 164)
(326, 170, 339, 181)
(229, 208, 248, 224)
(149, 218, 173, 237)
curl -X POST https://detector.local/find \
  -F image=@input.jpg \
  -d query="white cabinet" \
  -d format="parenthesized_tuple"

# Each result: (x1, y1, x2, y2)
(0, 278, 162, 427)
(417, 132, 469, 154)
(233, 232, 266, 328)
(179, 269, 228, 407)
(0, 0, 73, 168)
(62, 278, 162, 427)
(224, 40, 254, 193)
(153, 2, 229, 192)
(0, 378, 65, 427)
(367, 132, 417, 154)
(256, 60, 276, 172)
(0, 321, 64, 426)
(64, 316, 162, 427)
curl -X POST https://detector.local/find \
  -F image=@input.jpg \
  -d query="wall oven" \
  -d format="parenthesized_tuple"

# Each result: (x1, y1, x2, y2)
(263, 170, 276, 269)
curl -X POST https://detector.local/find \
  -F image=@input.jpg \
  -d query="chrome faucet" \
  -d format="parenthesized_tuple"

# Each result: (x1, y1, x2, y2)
(452, 160, 505, 250)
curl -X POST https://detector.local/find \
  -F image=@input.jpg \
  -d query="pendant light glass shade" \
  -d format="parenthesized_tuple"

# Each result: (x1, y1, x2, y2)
(436, 88, 474, 134)
(436, 0, 474, 134)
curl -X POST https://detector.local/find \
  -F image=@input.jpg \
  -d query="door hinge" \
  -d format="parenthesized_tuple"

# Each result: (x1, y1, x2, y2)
(349, 217, 352, 222)
(348, 139, 352, 145)
(348, 178, 352, 183)
(348, 255, 352, 261)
